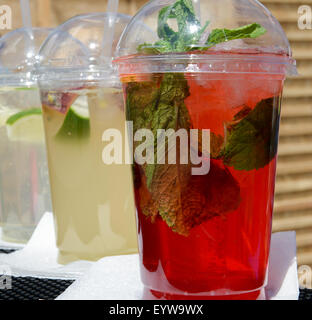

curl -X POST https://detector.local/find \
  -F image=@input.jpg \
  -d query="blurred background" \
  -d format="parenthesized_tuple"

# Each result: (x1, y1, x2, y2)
(0, 0, 312, 277)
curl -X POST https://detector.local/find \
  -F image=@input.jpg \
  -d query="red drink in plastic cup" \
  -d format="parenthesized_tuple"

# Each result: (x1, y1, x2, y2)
(115, 0, 296, 300)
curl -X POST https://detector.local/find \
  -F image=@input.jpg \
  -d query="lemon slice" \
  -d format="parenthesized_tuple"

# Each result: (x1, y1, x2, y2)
(0, 107, 16, 127)
(56, 96, 90, 140)
(71, 96, 89, 118)
(6, 108, 45, 143)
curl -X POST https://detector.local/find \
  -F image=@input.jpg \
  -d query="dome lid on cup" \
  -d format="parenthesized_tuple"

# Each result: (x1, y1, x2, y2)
(115, 0, 296, 76)
(37, 13, 131, 82)
(0, 27, 52, 86)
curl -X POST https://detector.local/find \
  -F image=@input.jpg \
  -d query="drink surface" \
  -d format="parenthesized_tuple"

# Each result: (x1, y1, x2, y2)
(0, 87, 52, 243)
(41, 87, 138, 263)
(121, 56, 284, 299)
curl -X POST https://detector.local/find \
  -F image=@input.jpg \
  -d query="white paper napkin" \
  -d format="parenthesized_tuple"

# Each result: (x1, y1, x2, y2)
(266, 231, 299, 300)
(0, 228, 26, 250)
(0, 212, 299, 299)
(57, 232, 299, 300)
(0, 213, 92, 280)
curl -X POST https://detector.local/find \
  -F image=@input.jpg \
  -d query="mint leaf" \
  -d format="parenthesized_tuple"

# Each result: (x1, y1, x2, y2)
(56, 107, 90, 141)
(146, 73, 191, 187)
(137, 0, 266, 54)
(195, 130, 224, 159)
(137, 43, 163, 55)
(203, 23, 267, 49)
(126, 73, 191, 189)
(157, 5, 178, 44)
(222, 97, 280, 171)
(137, 159, 241, 236)
(157, 0, 203, 52)
(138, 0, 203, 54)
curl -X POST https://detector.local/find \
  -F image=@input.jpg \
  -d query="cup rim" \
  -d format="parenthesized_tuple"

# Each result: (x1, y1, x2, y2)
(113, 51, 297, 77)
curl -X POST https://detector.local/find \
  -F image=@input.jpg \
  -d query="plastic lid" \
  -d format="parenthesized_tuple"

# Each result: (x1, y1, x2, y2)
(0, 27, 52, 86)
(37, 13, 132, 83)
(115, 0, 296, 76)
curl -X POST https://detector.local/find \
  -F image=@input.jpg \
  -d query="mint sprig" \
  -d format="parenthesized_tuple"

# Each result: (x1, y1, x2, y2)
(137, 0, 266, 54)
(222, 97, 280, 171)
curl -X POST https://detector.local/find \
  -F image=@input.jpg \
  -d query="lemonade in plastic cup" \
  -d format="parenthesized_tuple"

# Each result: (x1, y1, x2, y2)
(37, 13, 138, 263)
(0, 28, 52, 243)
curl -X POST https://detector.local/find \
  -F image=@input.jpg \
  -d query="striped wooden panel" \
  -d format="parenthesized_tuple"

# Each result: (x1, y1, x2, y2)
(261, 0, 312, 269)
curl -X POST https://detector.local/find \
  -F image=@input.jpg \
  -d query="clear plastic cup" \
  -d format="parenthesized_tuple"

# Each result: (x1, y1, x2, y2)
(115, 0, 297, 299)
(0, 28, 52, 243)
(37, 13, 138, 263)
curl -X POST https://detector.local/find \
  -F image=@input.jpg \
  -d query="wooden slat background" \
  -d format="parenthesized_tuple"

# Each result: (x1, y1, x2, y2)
(261, 0, 312, 270)
(1, 0, 312, 270)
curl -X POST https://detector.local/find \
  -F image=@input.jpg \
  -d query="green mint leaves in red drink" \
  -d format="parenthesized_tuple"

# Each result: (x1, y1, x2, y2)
(126, 73, 243, 236)
(222, 97, 280, 171)
(137, 0, 266, 54)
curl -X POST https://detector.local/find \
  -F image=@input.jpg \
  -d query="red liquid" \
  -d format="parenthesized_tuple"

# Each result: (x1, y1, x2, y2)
(122, 70, 283, 299)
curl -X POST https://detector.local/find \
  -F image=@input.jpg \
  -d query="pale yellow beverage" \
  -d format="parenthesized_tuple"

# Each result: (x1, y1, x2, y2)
(0, 87, 52, 243)
(41, 86, 137, 263)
